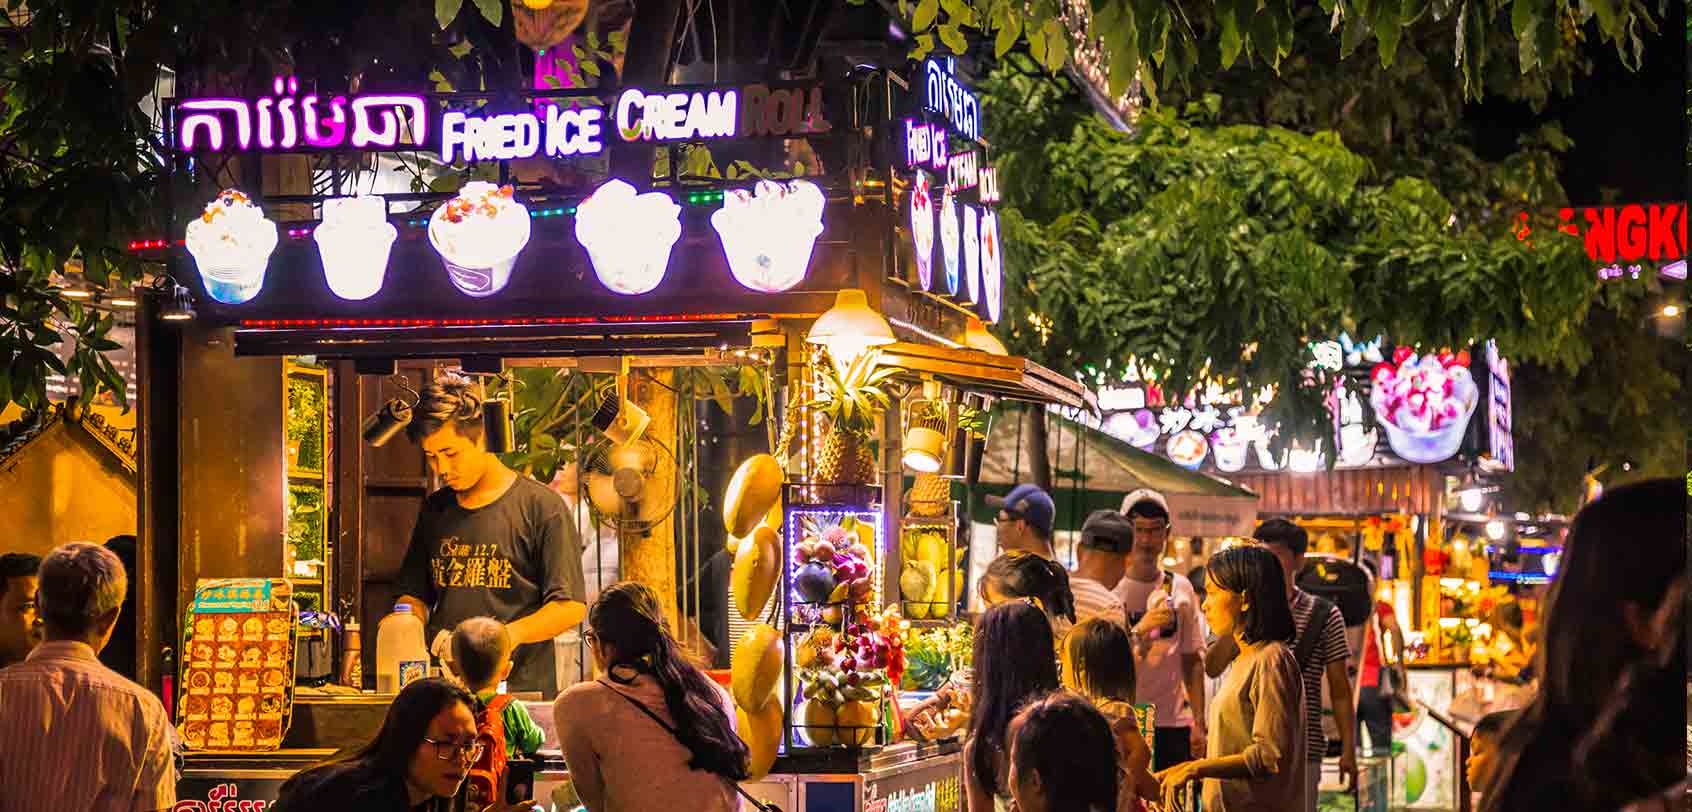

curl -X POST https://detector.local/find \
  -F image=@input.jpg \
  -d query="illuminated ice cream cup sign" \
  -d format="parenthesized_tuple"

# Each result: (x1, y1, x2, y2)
(1210, 426, 1250, 472)
(712, 179, 826, 293)
(315, 196, 397, 301)
(979, 210, 1002, 322)
(939, 192, 961, 294)
(186, 189, 278, 304)
(575, 179, 682, 295)
(1368, 349, 1479, 464)
(910, 171, 936, 289)
(1167, 429, 1209, 469)
(962, 205, 980, 302)
(428, 182, 531, 297)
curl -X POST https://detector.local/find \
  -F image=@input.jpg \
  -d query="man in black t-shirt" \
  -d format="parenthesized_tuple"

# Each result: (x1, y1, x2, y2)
(395, 377, 586, 698)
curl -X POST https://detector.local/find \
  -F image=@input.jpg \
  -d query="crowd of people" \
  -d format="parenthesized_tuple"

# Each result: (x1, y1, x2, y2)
(0, 476, 1682, 812)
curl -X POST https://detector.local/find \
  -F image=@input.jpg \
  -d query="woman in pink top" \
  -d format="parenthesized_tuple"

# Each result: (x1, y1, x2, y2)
(553, 582, 748, 812)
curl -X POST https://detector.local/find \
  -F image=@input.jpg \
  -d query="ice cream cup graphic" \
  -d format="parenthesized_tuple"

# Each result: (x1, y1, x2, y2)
(910, 171, 935, 289)
(575, 179, 682, 296)
(1369, 353, 1481, 464)
(186, 189, 278, 305)
(1211, 427, 1250, 472)
(962, 205, 981, 303)
(939, 191, 961, 294)
(428, 182, 531, 298)
(712, 179, 825, 293)
(315, 196, 397, 301)
(980, 210, 1003, 321)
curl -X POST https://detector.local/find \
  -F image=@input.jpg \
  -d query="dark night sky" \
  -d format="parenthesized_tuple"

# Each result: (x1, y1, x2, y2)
(1470, 3, 1686, 204)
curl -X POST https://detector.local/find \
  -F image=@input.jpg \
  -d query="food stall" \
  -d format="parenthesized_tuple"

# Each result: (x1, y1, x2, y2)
(136, 57, 1087, 810)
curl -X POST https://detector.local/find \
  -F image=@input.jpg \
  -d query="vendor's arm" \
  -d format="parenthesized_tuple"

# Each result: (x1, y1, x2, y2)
(506, 599, 588, 646)
(510, 489, 589, 646)
(394, 508, 440, 625)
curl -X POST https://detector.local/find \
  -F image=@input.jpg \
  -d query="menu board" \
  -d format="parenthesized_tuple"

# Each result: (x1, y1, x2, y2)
(179, 578, 297, 752)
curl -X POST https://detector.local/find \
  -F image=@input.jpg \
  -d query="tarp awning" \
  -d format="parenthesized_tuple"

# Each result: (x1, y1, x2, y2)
(976, 405, 1258, 537)
(877, 343, 1096, 412)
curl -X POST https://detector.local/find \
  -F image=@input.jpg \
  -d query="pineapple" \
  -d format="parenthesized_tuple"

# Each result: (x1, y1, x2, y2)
(908, 473, 950, 517)
(806, 348, 895, 485)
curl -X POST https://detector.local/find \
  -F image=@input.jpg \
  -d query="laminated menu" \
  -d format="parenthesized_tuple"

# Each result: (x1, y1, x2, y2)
(178, 578, 297, 752)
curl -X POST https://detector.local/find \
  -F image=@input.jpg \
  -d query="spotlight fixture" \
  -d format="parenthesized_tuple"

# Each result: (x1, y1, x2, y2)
(901, 380, 948, 474)
(482, 397, 514, 454)
(806, 289, 894, 369)
(592, 388, 650, 446)
(361, 398, 413, 447)
(160, 284, 196, 322)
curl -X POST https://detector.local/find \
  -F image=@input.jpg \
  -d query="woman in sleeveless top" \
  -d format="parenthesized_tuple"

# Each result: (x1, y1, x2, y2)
(964, 600, 1059, 812)
(553, 582, 748, 812)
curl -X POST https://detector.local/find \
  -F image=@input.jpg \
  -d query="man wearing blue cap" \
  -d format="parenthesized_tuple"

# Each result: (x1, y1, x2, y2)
(985, 483, 1056, 559)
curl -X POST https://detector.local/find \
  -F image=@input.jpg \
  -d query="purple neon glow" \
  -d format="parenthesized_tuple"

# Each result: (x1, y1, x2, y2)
(175, 80, 424, 152)
(1662, 259, 1686, 280)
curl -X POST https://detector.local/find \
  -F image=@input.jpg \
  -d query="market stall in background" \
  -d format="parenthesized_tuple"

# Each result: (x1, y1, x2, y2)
(133, 51, 1086, 810)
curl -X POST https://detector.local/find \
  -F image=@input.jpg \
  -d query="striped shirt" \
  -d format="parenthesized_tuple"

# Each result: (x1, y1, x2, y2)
(1290, 589, 1349, 762)
(1070, 576, 1130, 630)
(0, 641, 177, 812)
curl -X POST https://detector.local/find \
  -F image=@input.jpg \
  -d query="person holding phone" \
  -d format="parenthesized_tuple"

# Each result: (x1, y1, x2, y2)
(1113, 490, 1208, 772)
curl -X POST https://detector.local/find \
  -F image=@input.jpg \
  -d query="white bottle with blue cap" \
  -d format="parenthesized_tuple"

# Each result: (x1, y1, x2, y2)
(375, 602, 429, 693)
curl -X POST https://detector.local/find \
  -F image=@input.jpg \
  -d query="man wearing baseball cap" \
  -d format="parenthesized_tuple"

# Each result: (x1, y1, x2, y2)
(985, 483, 1056, 559)
(1071, 510, 1132, 628)
(1114, 489, 1209, 772)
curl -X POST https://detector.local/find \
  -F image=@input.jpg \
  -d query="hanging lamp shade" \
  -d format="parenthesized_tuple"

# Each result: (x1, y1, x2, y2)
(806, 289, 895, 362)
(963, 316, 1007, 355)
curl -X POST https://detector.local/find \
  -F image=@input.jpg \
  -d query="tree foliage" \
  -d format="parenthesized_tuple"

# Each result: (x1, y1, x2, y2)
(878, 0, 1661, 101)
(983, 62, 1597, 456)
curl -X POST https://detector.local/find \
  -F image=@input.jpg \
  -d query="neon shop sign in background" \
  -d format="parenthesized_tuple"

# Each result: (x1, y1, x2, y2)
(174, 79, 831, 156)
(923, 58, 981, 143)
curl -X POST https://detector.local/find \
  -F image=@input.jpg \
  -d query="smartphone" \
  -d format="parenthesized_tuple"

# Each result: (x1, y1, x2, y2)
(508, 759, 537, 805)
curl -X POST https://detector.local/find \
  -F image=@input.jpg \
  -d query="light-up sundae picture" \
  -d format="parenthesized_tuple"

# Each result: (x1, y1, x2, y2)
(980, 210, 1002, 322)
(1210, 426, 1250, 472)
(186, 189, 278, 305)
(939, 191, 961, 294)
(428, 182, 531, 297)
(962, 205, 980, 303)
(910, 170, 935, 290)
(575, 179, 681, 295)
(1167, 429, 1209, 469)
(314, 196, 396, 301)
(1369, 348, 1479, 464)
(712, 179, 825, 293)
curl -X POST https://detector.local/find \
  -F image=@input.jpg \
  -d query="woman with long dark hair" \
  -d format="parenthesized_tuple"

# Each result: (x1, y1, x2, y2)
(965, 600, 1060, 812)
(553, 581, 749, 812)
(979, 552, 1078, 639)
(1481, 478, 1686, 812)
(1006, 692, 1120, 812)
(1156, 544, 1303, 812)
(273, 677, 535, 811)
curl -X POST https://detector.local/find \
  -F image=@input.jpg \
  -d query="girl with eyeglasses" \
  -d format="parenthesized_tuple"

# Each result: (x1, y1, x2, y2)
(273, 677, 536, 812)
(553, 582, 750, 812)
(965, 600, 1061, 812)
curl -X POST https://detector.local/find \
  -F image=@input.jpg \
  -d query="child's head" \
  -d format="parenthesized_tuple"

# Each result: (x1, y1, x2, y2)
(449, 616, 513, 693)
(1467, 709, 1518, 792)
(1061, 617, 1136, 703)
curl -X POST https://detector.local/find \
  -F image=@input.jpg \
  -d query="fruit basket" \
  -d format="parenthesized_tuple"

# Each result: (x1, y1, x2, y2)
(898, 503, 965, 624)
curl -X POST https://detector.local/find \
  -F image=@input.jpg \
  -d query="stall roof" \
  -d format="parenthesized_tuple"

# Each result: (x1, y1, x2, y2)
(232, 318, 760, 359)
(876, 342, 1096, 412)
(977, 405, 1258, 536)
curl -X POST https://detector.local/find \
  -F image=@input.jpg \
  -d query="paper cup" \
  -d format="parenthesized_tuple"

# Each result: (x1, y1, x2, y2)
(316, 223, 397, 301)
(198, 260, 269, 305)
(441, 253, 519, 298)
(718, 217, 821, 293)
(586, 242, 676, 295)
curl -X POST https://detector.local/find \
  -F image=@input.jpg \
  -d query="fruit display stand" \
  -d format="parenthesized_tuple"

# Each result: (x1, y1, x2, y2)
(897, 505, 964, 623)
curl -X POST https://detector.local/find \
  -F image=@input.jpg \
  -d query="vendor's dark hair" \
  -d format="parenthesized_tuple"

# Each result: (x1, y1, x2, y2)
(1125, 499, 1169, 523)
(0, 553, 41, 597)
(407, 375, 484, 443)
(591, 581, 750, 781)
(968, 601, 1059, 799)
(1009, 692, 1119, 812)
(1207, 545, 1295, 644)
(1065, 617, 1136, 703)
(1483, 478, 1685, 812)
(1474, 709, 1518, 740)
(1253, 518, 1309, 556)
(979, 552, 1077, 624)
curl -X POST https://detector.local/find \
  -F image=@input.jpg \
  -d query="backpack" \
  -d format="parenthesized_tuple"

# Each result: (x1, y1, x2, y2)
(465, 694, 514, 810)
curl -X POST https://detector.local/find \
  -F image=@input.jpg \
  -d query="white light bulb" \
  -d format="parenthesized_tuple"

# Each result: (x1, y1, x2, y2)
(1485, 519, 1506, 541)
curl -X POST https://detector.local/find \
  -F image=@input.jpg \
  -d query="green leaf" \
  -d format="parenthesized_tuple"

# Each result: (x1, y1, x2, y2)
(435, 0, 464, 29)
(470, 0, 502, 27)
(995, 12, 1024, 57)
(1220, 0, 1246, 67)
(939, 23, 969, 53)
(581, 60, 601, 77)
(1041, 19, 1069, 71)
(912, 33, 937, 60)
(913, 0, 941, 31)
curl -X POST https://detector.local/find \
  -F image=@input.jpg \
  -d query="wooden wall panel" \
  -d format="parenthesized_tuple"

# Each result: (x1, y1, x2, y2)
(1232, 466, 1441, 516)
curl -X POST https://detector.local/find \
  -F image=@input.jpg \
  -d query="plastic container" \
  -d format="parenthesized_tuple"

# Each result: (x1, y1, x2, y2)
(375, 604, 429, 694)
(340, 623, 363, 688)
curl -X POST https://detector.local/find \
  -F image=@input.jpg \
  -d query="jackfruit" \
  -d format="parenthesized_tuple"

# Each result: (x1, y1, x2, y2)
(731, 525, 780, 621)
(737, 701, 783, 780)
(724, 454, 784, 538)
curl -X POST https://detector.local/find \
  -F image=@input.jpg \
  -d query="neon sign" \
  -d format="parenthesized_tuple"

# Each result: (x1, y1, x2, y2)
(922, 58, 980, 143)
(902, 119, 948, 171)
(947, 150, 979, 191)
(978, 167, 1000, 204)
(176, 80, 829, 155)
(1485, 340, 1514, 471)
(176, 77, 425, 152)
(1546, 203, 1687, 264)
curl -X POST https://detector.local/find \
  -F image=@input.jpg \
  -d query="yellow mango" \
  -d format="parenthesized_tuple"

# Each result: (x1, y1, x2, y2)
(731, 624, 783, 711)
(738, 701, 784, 779)
(724, 454, 784, 538)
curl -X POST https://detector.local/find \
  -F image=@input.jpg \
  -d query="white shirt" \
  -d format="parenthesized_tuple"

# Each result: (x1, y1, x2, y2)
(1114, 571, 1204, 728)
(1070, 575, 1130, 630)
(0, 641, 177, 812)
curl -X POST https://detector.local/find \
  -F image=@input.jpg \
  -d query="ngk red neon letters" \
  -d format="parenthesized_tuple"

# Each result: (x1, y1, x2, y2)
(1558, 204, 1686, 264)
